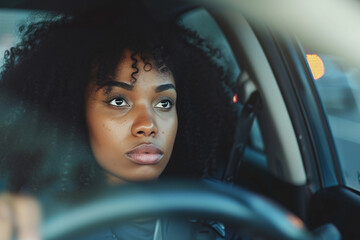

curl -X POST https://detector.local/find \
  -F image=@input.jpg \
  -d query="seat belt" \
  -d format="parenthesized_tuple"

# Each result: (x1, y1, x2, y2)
(222, 90, 261, 183)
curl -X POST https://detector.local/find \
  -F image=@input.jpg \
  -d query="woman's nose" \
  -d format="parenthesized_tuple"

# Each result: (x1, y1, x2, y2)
(131, 108, 158, 137)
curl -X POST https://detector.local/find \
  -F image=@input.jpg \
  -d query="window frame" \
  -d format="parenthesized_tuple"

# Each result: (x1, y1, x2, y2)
(254, 25, 342, 191)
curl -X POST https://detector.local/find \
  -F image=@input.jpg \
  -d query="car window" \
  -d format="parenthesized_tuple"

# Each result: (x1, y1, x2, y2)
(306, 50, 360, 192)
(179, 8, 240, 84)
(0, 10, 31, 64)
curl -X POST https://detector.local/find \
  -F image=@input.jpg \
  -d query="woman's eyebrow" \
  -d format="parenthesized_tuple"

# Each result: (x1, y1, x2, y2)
(155, 84, 176, 93)
(102, 81, 134, 91)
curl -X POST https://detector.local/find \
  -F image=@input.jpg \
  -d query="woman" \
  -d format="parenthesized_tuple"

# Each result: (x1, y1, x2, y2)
(0, 1, 237, 239)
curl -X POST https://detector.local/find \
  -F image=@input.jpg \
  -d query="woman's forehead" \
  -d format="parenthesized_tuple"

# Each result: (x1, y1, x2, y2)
(114, 49, 175, 86)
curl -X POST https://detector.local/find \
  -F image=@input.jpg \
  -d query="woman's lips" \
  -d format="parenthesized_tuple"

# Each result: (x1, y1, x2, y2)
(125, 144, 164, 165)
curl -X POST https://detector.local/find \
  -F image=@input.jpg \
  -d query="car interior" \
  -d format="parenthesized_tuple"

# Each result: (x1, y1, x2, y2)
(1, 0, 360, 239)
(181, 4, 309, 215)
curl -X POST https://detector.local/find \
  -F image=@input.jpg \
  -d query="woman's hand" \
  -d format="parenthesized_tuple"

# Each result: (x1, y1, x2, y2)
(0, 193, 41, 240)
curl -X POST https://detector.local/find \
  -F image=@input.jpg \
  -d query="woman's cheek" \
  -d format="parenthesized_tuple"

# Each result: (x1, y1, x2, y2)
(164, 111, 178, 157)
(90, 116, 129, 162)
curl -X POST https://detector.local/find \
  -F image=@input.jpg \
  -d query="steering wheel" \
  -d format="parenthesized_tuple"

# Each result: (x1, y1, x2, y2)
(41, 181, 315, 240)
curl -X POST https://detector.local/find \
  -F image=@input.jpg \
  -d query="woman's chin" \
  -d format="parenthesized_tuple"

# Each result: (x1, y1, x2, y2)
(105, 171, 161, 185)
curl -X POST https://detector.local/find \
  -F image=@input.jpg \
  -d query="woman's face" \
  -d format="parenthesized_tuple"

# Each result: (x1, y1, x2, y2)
(85, 49, 178, 185)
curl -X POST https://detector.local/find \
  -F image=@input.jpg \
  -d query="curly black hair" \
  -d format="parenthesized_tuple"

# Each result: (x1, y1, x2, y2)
(0, 1, 238, 196)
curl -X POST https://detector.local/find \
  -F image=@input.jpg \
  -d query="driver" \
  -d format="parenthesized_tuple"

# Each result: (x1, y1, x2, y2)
(0, 1, 237, 239)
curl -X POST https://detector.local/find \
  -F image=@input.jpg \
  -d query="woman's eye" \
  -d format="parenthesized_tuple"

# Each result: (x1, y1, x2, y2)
(155, 99, 173, 109)
(108, 97, 129, 107)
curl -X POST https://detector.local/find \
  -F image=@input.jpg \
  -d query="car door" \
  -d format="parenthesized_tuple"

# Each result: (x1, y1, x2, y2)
(252, 26, 360, 240)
